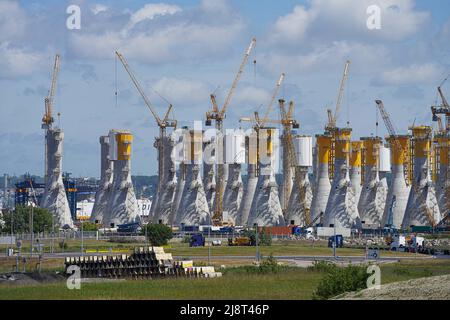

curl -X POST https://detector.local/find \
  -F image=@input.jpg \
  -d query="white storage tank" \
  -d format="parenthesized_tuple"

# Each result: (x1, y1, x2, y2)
(293, 135, 313, 167)
(379, 145, 391, 172)
(225, 131, 246, 164)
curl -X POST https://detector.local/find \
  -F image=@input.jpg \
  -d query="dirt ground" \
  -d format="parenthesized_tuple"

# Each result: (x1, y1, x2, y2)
(0, 272, 65, 286)
(336, 274, 450, 300)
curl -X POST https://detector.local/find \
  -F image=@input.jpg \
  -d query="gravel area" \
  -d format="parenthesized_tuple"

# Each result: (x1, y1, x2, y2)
(335, 274, 450, 300)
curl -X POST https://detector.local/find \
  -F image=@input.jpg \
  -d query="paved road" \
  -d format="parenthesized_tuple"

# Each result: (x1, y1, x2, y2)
(2, 251, 447, 261)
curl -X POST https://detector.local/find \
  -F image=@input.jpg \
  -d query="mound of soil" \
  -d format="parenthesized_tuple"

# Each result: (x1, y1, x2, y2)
(335, 274, 450, 300)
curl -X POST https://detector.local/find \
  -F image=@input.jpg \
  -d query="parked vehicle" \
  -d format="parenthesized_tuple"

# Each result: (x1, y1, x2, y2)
(189, 234, 205, 247)
(327, 235, 344, 248)
(228, 236, 253, 246)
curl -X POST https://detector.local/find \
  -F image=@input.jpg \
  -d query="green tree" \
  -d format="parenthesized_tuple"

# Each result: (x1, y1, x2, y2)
(1, 206, 53, 233)
(242, 228, 272, 246)
(141, 223, 173, 246)
(313, 264, 369, 300)
(80, 221, 99, 231)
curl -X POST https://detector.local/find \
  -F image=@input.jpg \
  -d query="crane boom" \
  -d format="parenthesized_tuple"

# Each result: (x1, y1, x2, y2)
(42, 54, 61, 128)
(330, 60, 350, 127)
(115, 51, 162, 127)
(260, 73, 285, 127)
(220, 38, 256, 116)
(438, 86, 449, 108)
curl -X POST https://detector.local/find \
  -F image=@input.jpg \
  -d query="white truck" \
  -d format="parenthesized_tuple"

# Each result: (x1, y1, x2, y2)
(390, 235, 425, 251)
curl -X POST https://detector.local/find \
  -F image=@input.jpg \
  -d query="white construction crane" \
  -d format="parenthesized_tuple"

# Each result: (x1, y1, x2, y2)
(115, 51, 177, 134)
(205, 38, 256, 224)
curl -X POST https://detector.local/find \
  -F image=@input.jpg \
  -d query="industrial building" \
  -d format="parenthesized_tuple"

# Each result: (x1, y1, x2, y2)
(6, 46, 450, 233)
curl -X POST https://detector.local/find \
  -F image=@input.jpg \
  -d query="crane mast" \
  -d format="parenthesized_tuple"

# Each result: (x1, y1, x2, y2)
(375, 99, 412, 185)
(42, 54, 61, 182)
(279, 100, 309, 225)
(328, 60, 350, 129)
(42, 54, 61, 129)
(207, 38, 256, 225)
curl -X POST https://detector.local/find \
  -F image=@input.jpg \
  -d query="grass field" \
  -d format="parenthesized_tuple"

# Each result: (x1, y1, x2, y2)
(0, 259, 449, 300)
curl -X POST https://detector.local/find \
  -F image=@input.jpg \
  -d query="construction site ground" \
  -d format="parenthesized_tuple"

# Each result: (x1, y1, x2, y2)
(0, 242, 449, 300)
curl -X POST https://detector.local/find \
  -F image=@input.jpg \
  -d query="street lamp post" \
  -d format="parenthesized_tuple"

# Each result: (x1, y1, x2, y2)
(30, 205, 34, 258)
(254, 223, 259, 263)
(333, 213, 337, 260)
(208, 226, 211, 265)
(81, 219, 84, 256)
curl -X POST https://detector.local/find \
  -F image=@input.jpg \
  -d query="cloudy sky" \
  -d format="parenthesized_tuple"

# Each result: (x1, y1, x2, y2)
(1, 0, 449, 177)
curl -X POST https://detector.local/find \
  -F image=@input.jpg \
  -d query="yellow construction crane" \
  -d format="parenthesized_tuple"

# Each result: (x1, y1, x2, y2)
(326, 60, 351, 130)
(432, 86, 450, 133)
(206, 38, 256, 225)
(324, 60, 351, 180)
(240, 73, 286, 128)
(116, 51, 177, 189)
(42, 54, 61, 182)
(375, 100, 412, 185)
(278, 100, 311, 225)
(42, 54, 61, 130)
(115, 51, 177, 134)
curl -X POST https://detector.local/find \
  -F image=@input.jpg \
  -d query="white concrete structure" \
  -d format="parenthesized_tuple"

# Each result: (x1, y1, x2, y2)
(41, 128, 74, 228)
(222, 131, 245, 225)
(382, 136, 411, 228)
(358, 138, 388, 228)
(91, 136, 113, 223)
(323, 129, 360, 229)
(402, 127, 441, 228)
(247, 164, 285, 226)
(104, 130, 140, 227)
(310, 135, 332, 224)
(151, 135, 177, 224)
(286, 136, 313, 226)
(174, 130, 211, 226)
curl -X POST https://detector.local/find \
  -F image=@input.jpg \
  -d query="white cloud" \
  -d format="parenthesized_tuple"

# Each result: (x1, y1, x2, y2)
(233, 86, 272, 109)
(69, 0, 244, 63)
(91, 4, 108, 15)
(0, 0, 27, 42)
(272, 6, 317, 42)
(372, 63, 442, 86)
(269, 0, 430, 45)
(0, 43, 46, 79)
(152, 77, 211, 105)
(123, 3, 181, 34)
